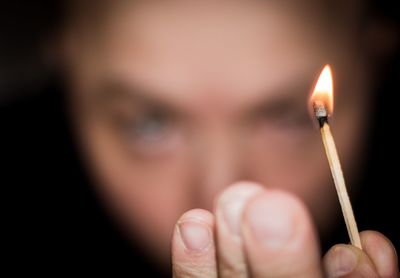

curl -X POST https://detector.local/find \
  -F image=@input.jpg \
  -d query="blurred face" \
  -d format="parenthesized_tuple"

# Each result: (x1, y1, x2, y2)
(64, 0, 371, 265)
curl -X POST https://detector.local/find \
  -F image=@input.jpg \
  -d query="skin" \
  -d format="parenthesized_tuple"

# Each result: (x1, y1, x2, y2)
(62, 0, 398, 276)
(172, 183, 399, 277)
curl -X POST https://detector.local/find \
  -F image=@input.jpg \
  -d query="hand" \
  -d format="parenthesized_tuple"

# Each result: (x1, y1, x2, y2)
(171, 182, 399, 277)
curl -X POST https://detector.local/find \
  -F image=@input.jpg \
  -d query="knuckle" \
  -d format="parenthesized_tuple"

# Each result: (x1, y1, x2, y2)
(173, 260, 216, 278)
(218, 260, 247, 277)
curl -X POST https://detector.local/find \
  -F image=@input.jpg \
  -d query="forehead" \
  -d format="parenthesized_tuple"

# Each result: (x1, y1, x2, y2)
(73, 1, 332, 107)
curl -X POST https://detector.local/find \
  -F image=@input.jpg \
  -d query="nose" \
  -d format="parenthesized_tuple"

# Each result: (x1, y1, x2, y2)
(190, 128, 243, 211)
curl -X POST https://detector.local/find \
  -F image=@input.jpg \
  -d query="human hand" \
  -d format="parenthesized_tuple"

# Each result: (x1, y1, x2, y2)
(172, 182, 399, 277)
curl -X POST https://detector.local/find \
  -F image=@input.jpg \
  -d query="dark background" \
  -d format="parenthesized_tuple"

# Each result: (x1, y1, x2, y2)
(1, 1, 399, 276)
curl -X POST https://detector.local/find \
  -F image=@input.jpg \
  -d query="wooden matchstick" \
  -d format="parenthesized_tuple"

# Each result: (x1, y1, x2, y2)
(320, 122, 362, 249)
(311, 65, 362, 249)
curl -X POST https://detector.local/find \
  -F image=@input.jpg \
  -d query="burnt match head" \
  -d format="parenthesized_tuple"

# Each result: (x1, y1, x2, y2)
(310, 65, 333, 127)
(313, 100, 328, 127)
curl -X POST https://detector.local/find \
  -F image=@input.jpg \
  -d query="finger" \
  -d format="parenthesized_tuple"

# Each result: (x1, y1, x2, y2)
(241, 190, 322, 278)
(323, 231, 399, 278)
(172, 209, 217, 278)
(214, 182, 264, 277)
(361, 230, 399, 278)
(323, 244, 379, 277)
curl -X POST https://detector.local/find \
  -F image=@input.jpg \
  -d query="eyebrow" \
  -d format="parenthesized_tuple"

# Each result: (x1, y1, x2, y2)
(94, 75, 313, 120)
(94, 79, 184, 115)
(247, 78, 312, 118)
(245, 96, 308, 127)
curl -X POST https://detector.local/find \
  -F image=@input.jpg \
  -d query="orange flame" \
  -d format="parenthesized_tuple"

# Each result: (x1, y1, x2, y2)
(311, 65, 334, 116)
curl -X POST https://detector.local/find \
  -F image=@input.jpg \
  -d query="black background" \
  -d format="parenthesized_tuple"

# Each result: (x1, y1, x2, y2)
(1, 1, 399, 276)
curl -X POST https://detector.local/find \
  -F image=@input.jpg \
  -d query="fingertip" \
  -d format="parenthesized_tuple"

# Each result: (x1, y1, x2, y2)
(242, 189, 315, 251)
(323, 244, 359, 278)
(241, 189, 322, 277)
(324, 243, 380, 278)
(177, 208, 214, 226)
(172, 209, 217, 277)
(360, 230, 399, 277)
(213, 181, 265, 276)
(174, 209, 214, 253)
(214, 181, 264, 236)
(214, 181, 265, 211)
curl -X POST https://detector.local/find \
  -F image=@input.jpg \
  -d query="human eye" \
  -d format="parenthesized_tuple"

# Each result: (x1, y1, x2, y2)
(122, 110, 171, 142)
(113, 107, 184, 156)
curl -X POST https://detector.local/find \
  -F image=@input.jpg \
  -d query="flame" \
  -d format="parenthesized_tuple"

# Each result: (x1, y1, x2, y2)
(311, 64, 334, 115)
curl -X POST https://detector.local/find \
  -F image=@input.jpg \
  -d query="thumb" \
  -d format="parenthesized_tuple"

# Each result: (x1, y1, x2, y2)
(323, 244, 379, 278)
(241, 190, 322, 278)
(323, 231, 399, 278)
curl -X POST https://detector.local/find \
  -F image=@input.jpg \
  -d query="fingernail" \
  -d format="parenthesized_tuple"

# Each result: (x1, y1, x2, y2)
(246, 194, 296, 249)
(219, 184, 263, 236)
(179, 221, 211, 251)
(327, 246, 357, 278)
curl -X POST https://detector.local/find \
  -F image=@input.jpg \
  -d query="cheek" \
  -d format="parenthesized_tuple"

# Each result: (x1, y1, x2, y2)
(243, 101, 368, 234)
(244, 128, 340, 233)
(78, 119, 193, 263)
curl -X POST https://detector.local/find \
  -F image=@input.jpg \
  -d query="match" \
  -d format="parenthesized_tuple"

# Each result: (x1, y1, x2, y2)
(311, 65, 362, 249)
